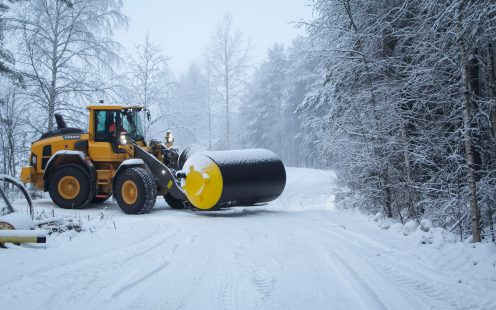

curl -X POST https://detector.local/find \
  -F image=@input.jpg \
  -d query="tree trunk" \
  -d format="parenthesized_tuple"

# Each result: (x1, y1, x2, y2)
(383, 169, 393, 218)
(225, 73, 230, 149)
(7, 97, 15, 176)
(462, 63, 482, 243)
(457, 1, 481, 242)
(401, 123, 419, 219)
(0, 130, 6, 175)
(487, 43, 496, 242)
(47, 0, 62, 132)
(207, 74, 212, 150)
(488, 207, 495, 242)
(384, 186, 393, 218)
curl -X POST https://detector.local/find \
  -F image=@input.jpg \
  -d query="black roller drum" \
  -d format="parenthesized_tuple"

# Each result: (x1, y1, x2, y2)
(181, 149, 286, 210)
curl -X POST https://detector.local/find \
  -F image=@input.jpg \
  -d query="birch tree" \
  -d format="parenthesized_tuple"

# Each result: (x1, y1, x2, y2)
(0, 0, 25, 81)
(170, 63, 210, 147)
(0, 83, 29, 176)
(14, 0, 127, 132)
(0, 1, 15, 78)
(298, 0, 496, 241)
(121, 34, 173, 138)
(205, 13, 250, 149)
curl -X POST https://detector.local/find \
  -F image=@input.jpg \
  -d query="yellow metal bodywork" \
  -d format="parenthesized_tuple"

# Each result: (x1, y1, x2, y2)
(88, 141, 126, 162)
(182, 157, 223, 210)
(20, 166, 34, 184)
(21, 105, 144, 193)
(21, 133, 91, 190)
(87, 105, 140, 141)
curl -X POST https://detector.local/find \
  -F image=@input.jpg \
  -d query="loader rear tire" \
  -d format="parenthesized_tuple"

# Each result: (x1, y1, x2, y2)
(114, 167, 157, 214)
(164, 195, 186, 209)
(48, 164, 93, 209)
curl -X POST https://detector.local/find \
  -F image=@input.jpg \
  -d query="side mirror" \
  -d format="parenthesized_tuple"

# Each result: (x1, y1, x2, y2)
(146, 109, 151, 122)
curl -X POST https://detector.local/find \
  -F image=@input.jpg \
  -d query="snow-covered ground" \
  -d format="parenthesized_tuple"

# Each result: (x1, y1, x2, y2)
(1, 168, 495, 310)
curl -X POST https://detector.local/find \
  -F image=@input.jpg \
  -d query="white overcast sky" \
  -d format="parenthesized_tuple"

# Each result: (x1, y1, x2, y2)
(114, 0, 314, 74)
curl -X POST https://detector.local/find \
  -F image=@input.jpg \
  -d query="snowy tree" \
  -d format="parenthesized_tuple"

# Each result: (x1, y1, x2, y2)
(13, 0, 127, 132)
(240, 38, 321, 167)
(170, 63, 210, 147)
(0, 81, 30, 176)
(0, 0, 22, 80)
(120, 34, 173, 139)
(205, 13, 251, 149)
(242, 44, 287, 154)
(298, 0, 496, 242)
(284, 37, 321, 167)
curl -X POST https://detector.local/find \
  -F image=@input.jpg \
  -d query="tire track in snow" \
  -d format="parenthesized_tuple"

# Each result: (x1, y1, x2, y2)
(109, 230, 213, 310)
(7, 168, 492, 310)
(213, 228, 280, 310)
(308, 216, 493, 310)
(216, 235, 245, 310)
(0, 219, 165, 287)
(83, 240, 183, 309)
(111, 261, 170, 299)
(226, 221, 292, 310)
(327, 250, 388, 310)
(320, 224, 452, 309)
(109, 244, 178, 299)
(269, 212, 420, 310)
(249, 211, 391, 310)
(219, 275, 239, 310)
(367, 257, 496, 310)
(46, 239, 177, 309)
(3, 221, 177, 310)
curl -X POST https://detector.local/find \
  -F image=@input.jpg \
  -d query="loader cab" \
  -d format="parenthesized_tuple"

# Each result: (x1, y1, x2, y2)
(88, 105, 147, 162)
(120, 108, 146, 143)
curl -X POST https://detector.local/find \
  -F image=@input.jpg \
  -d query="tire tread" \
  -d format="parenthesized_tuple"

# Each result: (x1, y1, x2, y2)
(115, 167, 157, 214)
(49, 164, 94, 209)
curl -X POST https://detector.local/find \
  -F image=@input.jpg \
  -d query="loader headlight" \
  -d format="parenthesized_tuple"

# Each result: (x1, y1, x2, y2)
(165, 130, 174, 147)
(120, 134, 128, 145)
(30, 154, 37, 166)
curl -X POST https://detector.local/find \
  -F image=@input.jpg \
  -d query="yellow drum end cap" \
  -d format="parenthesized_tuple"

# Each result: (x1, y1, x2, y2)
(182, 160, 223, 210)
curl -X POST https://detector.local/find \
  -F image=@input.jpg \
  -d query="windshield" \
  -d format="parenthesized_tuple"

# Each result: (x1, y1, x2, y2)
(121, 109, 145, 141)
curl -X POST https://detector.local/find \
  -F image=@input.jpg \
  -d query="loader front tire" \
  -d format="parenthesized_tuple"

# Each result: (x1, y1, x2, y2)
(114, 167, 157, 214)
(49, 164, 93, 209)
(164, 194, 186, 209)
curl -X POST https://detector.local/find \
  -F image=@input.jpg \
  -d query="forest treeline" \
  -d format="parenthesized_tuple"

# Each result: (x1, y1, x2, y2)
(0, 0, 495, 242)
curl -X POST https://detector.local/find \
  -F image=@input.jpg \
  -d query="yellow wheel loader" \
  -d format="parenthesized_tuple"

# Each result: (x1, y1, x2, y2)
(20, 105, 286, 214)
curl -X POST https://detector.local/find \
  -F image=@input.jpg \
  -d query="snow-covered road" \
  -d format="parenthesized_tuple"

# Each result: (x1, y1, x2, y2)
(1, 168, 495, 310)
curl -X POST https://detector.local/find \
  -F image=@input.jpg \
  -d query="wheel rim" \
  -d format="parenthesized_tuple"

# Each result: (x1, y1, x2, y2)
(57, 176, 81, 200)
(122, 180, 138, 205)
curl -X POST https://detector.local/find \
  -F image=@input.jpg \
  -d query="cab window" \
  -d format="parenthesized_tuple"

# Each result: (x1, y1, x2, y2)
(121, 109, 145, 141)
(95, 110, 119, 141)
